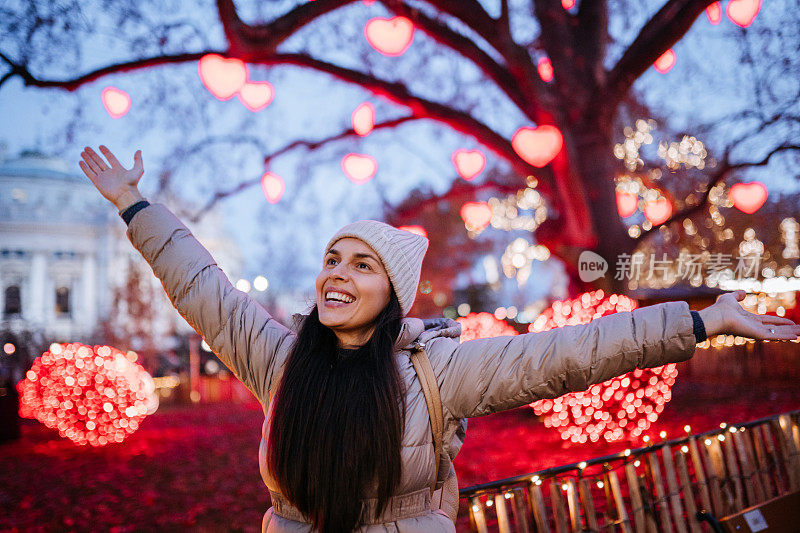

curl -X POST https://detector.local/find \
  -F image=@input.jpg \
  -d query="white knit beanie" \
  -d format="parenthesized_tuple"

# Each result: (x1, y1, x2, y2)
(324, 220, 429, 316)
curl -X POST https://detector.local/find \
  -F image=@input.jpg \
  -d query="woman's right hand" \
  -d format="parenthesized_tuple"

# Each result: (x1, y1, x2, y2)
(79, 145, 144, 211)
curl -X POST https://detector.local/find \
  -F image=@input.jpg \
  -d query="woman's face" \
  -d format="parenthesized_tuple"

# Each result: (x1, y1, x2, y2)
(315, 237, 392, 348)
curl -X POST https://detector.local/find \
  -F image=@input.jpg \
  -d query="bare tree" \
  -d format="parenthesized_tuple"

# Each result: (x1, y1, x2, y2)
(2, 0, 798, 293)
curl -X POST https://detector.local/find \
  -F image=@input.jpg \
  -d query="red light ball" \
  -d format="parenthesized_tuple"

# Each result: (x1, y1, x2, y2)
(528, 291, 678, 443)
(17, 343, 156, 447)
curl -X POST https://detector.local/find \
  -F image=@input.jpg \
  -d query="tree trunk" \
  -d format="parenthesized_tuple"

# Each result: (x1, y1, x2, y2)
(557, 116, 635, 295)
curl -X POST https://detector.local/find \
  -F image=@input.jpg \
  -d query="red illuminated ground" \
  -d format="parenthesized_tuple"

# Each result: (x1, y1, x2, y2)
(1, 370, 798, 532)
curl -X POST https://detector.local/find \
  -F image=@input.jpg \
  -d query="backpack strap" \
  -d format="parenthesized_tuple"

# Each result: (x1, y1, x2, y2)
(409, 342, 444, 499)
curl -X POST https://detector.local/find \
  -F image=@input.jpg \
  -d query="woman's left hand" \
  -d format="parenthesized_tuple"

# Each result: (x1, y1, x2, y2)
(698, 290, 800, 341)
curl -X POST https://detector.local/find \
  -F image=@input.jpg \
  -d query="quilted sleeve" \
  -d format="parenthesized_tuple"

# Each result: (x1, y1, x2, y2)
(431, 301, 696, 419)
(126, 203, 295, 404)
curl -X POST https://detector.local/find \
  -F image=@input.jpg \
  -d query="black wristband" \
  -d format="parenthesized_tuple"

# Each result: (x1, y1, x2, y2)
(690, 310, 707, 343)
(120, 200, 150, 226)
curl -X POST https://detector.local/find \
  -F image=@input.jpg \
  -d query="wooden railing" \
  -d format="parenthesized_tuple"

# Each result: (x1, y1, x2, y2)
(460, 409, 800, 532)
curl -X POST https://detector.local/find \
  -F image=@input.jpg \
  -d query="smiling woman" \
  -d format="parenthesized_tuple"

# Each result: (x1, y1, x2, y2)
(77, 146, 800, 533)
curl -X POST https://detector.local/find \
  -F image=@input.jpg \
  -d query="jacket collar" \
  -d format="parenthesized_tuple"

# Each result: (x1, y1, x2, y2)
(289, 313, 461, 352)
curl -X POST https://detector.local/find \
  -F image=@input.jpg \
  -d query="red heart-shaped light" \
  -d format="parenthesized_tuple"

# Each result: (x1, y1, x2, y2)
(654, 49, 676, 74)
(616, 191, 639, 218)
(706, 1, 722, 24)
(342, 154, 377, 184)
(260, 172, 285, 204)
(352, 102, 375, 136)
(101, 87, 131, 119)
(198, 54, 247, 100)
(460, 202, 492, 232)
(727, 0, 761, 28)
(511, 125, 563, 168)
(364, 17, 414, 56)
(398, 225, 427, 238)
(644, 197, 673, 225)
(238, 81, 274, 112)
(561, 0, 575, 9)
(729, 181, 767, 214)
(452, 149, 486, 181)
(537, 57, 554, 83)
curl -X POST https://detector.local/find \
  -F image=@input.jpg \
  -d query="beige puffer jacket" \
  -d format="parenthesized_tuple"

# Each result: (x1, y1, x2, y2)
(127, 204, 698, 533)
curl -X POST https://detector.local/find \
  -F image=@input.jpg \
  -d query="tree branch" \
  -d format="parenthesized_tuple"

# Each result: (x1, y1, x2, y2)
(0, 43, 555, 197)
(187, 115, 423, 221)
(379, 0, 541, 119)
(263, 52, 554, 196)
(499, 0, 511, 37)
(604, 0, 717, 108)
(421, 0, 506, 52)
(531, 0, 585, 120)
(0, 49, 214, 91)
(576, 0, 608, 85)
(215, 0, 361, 56)
(391, 178, 524, 220)
(421, 0, 553, 114)
(635, 143, 800, 242)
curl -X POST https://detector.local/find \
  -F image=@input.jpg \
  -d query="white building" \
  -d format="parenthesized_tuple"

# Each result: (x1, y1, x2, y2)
(0, 151, 243, 344)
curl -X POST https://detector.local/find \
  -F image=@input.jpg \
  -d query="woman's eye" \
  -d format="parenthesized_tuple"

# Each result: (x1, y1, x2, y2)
(326, 258, 337, 265)
(358, 263, 371, 270)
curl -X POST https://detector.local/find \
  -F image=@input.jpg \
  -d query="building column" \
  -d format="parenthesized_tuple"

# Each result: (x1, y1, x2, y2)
(81, 254, 97, 335)
(27, 252, 47, 324)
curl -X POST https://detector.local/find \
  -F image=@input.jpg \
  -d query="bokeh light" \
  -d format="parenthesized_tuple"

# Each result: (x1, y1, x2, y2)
(528, 291, 678, 443)
(17, 343, 157, 447)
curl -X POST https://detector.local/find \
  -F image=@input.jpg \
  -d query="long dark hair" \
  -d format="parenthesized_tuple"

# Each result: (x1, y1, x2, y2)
(267, 289, 406, 532)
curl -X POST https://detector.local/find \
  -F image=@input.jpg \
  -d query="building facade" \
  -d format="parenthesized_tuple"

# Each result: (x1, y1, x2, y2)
(0, 151, 243, 345)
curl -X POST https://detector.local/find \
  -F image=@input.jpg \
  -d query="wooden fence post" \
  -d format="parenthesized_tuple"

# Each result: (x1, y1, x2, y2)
(784, 415, 800, 485)
(688, 435, 714, 514)
(565, 479, 581, 532)
(661, 445, 688, 533)
(647, 451, 674, 532)
(751, 423, 775, 500)
(762, 423, 788, 494)
(773, 418, 799, 491)
(528, 482, 550, 533)
(675, 448, 701, 533)
(470, 497, 489, 533)
(495, 493, 512, 533)
(705, 437, 731, 515)
(733, 429, 763, 504)
(721, 432, 746, 510)
(511, 487, 532, 533)
(550, 480, 570, 533)
(578, 478, 599, 532)
(622, 463, 643, 533)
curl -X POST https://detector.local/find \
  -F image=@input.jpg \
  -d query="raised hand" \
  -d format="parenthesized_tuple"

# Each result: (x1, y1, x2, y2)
(79, 146, 144, 210)
(698, 290, 800, 341)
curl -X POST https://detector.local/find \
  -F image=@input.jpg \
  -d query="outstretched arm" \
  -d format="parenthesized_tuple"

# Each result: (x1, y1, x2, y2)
(79, 146, 294, 404)
(434, 294, 799, 420)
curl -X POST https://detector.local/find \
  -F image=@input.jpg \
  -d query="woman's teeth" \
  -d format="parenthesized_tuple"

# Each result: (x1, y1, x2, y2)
(326, 291, 355, 303)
